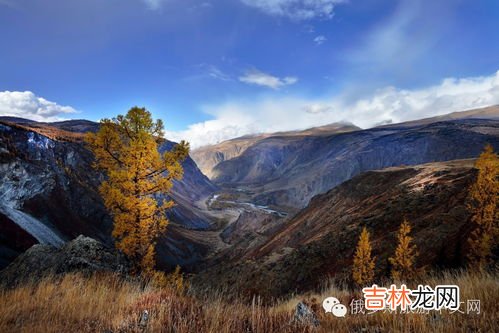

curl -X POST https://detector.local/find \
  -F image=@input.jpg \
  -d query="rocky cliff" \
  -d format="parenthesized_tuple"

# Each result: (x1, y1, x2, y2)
(0, 118, 217, 270)
(212, 119, 499, 210)
(192, 107, 499, 212)
(191, 123, 360, 179)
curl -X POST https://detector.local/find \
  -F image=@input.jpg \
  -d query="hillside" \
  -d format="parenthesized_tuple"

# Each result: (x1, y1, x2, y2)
(191, 122, 360, 179)
(191, 106, 499, 212)
(193, 159, 480, 297)
(0, 118, 218, 270)
(215, 119, 498, 211)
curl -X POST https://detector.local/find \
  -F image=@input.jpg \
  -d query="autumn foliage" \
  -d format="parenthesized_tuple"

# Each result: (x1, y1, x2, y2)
(466, 144, 498, 269)
(86, 107, 189, 273)
(352, 227, 376, 286)
(389, 219, 418, 281)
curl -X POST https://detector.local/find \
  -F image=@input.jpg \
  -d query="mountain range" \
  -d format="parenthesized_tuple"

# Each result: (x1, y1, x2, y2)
(0, 119, 217, 270)
(0, 105, 498, 295)
(191, 105, 499, 211)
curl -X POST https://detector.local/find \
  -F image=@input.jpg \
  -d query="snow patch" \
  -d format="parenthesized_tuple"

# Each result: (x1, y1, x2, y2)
(27, 132, 54, 150)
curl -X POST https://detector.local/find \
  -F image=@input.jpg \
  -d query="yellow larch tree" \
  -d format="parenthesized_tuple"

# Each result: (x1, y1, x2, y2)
(352, 227, 376, 286)
(86, 107, 189, 274)
(466, 144, 498, 270)
(389, 219, 418, 281)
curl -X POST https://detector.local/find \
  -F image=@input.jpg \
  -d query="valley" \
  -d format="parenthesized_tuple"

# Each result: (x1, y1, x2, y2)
(192, 106, 499, 211)
(0, 105, 498, 293)
(191, 158, 483, 297)
(3, 3, 499, 331)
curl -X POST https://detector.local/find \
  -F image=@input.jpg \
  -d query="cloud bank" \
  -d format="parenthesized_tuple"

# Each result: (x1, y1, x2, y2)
(239, 70, 298, 89)
(0, 91, 77, 122)
(167, 70, 499, 148)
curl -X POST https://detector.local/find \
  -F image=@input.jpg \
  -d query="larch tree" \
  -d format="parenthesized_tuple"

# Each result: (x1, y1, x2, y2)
(466, 144, 498, 270)
(86, 107, 189, 274)
(352, 227, 376, 286)
(389, 219, 418, 281)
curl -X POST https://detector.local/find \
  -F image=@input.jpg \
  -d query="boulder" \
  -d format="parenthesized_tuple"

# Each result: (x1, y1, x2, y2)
(0, 235, 130, 287)
(291, 302, 320, 327)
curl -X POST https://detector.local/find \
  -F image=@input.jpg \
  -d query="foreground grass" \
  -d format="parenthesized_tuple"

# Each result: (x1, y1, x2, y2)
(0, 270, 497, 332)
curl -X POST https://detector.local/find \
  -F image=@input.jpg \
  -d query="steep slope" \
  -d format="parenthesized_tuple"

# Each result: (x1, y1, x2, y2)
(0, 118, 217, 270)
(210, 119, 499, 210)
(193, 160, 480, 298)
(191, 106, 499, 211)
(191, 123, 360, 179)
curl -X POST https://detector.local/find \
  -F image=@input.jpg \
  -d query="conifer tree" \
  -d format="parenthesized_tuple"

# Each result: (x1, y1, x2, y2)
(86, 107, 189, 273)
(389, 219, 418, 281)
(352, 227, 376, 286)
(466, 144, 498, 269)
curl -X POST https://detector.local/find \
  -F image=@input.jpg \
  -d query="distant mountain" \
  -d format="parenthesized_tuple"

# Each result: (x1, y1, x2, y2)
(49, 119, 101, 133)
(192, 107, 499, 211)
(0, 118, 217, 270)
(193, 159, 480, 297)
(191, 122, 360, 179)
(378, 105, 499, 128)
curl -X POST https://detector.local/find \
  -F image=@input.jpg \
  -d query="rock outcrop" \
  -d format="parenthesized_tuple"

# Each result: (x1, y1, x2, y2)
(0, 118, 217, 271)
(292, 302, 320, 327)
(0, 235, 131, 287)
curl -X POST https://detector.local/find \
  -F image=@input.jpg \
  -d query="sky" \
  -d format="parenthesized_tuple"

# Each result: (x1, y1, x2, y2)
(0, 0, 498, 148)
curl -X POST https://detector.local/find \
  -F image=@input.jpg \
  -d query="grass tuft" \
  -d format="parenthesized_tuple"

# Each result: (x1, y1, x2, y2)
(0, 270, 497, 332)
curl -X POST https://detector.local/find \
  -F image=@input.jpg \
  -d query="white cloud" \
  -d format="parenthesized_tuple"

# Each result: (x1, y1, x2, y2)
(239, 70, 298, 89)
(313, 35, 327, 45)
(303, 103, 332, 114)
(241, 0, 346, 20)
(183, 64, 233, 83)
(206, 65, 232, 81)
(0, 91, 77, 122)
(167, 70, 499, 148)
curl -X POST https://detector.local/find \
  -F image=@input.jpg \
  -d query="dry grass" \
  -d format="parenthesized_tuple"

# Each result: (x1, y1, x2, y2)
(280, 269, 499, 332)
(0, 270, 497, 332)
(0, 121, 84, 142)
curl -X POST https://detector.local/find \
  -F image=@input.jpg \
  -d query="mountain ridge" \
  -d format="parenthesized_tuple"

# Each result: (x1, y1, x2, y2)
(191, 106, 499, 211)
(0, 118, 218, 270)
(191, 122, 360, 179)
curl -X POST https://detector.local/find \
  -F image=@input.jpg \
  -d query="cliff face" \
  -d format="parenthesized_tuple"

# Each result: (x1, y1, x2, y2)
(0, 119, 217, 270)
(208, 119, 499, 210)
(192, 160, 480, 298)
(190, 106, 499, 212)
(191, 123, 360, 179)
(191, 136, 263, 180)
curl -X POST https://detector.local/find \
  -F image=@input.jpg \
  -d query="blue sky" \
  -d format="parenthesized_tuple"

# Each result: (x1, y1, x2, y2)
(1, 0, 498, 147)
